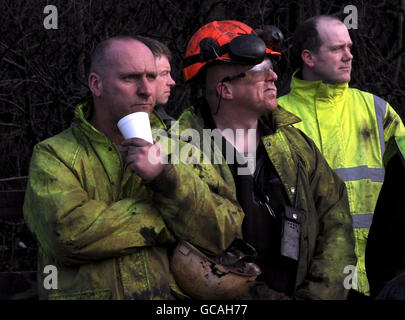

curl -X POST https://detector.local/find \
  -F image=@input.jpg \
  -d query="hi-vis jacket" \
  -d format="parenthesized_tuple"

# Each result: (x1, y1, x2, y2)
(23, 102, 244, 300)
(278, 75, 405, 295)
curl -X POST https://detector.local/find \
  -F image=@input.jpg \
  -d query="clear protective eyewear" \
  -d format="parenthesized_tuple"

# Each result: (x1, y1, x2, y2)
(221, 59, 274, 83)
(215, 59, 276, 115)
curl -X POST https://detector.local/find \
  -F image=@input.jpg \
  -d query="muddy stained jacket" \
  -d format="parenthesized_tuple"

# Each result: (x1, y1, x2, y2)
(23, 102, 244, 300)
(173, 105, 356, 300)
(278, 75, 405, 295)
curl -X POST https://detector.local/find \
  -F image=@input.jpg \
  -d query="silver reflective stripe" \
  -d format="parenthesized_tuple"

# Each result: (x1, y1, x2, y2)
(373, 95, 386, 156)
(334, 166, 385, 182)
(352, 214, 374, 229)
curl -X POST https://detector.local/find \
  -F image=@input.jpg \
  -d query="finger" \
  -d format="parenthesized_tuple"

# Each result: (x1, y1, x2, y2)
(126, 146, 148, 157)
(121, 137, 151, 147)
(125, 154, 138, 166)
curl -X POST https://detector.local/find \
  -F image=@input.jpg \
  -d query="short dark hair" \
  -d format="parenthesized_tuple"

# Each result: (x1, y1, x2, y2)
(135, 36, 172, 61)
(89, 35, 141, 75)
(291, 15, 342, 70)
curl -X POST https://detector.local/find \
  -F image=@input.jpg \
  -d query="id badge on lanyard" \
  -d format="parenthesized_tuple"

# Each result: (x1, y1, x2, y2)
(281, 206, 302, 261)
(280, 163, 302, 261)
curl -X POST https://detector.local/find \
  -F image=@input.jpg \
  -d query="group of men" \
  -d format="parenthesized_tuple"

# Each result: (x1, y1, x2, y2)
(23, 15, 405, 300)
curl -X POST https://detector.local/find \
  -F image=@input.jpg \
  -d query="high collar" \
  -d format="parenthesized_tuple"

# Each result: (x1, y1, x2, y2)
(74, 100, 166, 144)
(290, 71, 349, 103)
(178, 98, 301, 135)
(74, 100, 109, 144)
(263, 105, 302, 131)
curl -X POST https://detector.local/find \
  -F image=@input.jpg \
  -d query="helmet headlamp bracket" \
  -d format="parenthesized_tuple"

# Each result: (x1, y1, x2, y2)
(184, 34, 267, 68)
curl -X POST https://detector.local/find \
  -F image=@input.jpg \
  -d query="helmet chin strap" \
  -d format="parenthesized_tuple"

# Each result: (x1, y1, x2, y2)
(213, 82, 224, 115)
(213, 72, 246, 115)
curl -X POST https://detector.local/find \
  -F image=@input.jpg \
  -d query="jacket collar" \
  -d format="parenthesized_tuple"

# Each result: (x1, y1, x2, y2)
(290, 70, 349, 103)
(262, 106, 302, 131)
(178, 98, 301, 135)
(74, 101, 109, 144)
(74, 100, 166, 144)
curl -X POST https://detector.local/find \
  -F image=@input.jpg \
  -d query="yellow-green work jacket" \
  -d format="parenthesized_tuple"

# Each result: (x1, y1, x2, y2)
(278, 75, 405, 295)
(23, 102, 244, 300)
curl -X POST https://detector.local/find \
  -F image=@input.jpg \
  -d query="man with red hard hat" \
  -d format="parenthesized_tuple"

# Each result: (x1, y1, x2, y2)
(172, 20, 356, 299)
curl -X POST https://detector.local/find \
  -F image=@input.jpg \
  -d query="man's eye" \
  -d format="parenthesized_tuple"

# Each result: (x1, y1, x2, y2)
(123, 75, 136, 81)
(160, 71, 169, 77)
(147, 74, 157, 80)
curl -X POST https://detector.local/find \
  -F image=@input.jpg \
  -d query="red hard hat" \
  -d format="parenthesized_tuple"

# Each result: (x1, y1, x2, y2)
(183, 20, 281, 82)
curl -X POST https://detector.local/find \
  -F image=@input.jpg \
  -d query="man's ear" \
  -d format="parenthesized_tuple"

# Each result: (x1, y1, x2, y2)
(88, 72, 103, 97)
(216, 81, 233, 100)
(301, 49, 316, 68)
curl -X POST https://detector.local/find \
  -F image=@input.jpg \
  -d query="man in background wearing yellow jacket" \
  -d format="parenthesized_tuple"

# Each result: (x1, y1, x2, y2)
(278, 15, 405, 298)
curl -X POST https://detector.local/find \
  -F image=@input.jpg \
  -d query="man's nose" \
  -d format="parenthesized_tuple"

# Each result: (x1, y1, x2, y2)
(266, 69, 278, 82)
(343, 47, 353, 60)
(138, 78, 154, 97)
(167, 75, 176, 87)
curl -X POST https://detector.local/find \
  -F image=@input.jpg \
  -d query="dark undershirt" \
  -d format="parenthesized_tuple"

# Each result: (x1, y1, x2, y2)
(199, 101, 297, 295)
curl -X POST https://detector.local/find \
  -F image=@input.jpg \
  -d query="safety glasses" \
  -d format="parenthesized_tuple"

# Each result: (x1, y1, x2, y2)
(214, 59, 276, 115)
(221, 59, 274, 83)
(246, 59, 274, 76)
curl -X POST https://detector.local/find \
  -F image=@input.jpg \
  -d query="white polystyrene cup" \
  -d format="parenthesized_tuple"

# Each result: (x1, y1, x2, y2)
(117, 112, 154, 144)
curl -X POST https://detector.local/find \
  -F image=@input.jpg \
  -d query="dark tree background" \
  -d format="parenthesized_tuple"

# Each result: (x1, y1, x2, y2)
(1, 0, 405, 298)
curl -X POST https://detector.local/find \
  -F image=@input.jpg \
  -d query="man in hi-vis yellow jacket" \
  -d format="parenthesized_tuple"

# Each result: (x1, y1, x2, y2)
(278, 15, 405, 298)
